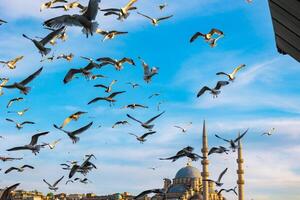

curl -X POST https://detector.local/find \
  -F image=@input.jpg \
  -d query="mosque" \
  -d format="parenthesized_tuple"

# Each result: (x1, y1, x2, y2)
(148, 121, 245, 200)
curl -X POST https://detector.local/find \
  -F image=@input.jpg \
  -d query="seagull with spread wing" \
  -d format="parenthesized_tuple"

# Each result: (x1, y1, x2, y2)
(0, 156, 23, 162)
(122, 104, 148, 110)
(7, 132, 49, 155)
(262, 128, 275, 136)
(95, 29, 128, 41)
(53, 122, 93, 144)
(23, 27, 65, 56)
(190, 28, 224, 47)
(134, 189, 166, 200)
(42, 139, 62, 149)
(6, 118, 35, 130)
(6, 97, 23, 108)
(43, 176, 64, 191)
(44, 0, 101, 37)
(216, 64, 246, 81)
(59, 111, 87, 128)
(127, 111, 165, 130)
(159, 146, 204, 162)
(0, 19, 7, 25)
(174, 122, 192, 133)
(197, 81, 229, 98)
(40, 0, 68, 11)
(218, 186, 237, 196)
(0, 56, 24, 69)
(137, 12, 173, 26)
(2, 67, 43, 95)
(138, 57, 159, 83)
(208, 146, 229, 156)
(215, 129, 248, 151)
(8, 108, 29, 116)
(50, 1, 87, 12)
(128, 131, 156, 143)
(126, 82, 140, 88)
(112, 120, 130, 128)
(88, 91, 126, 106)
(203, 168, 228, 187)
(101, 0, 138, 20)
(94, 80, 117, 93)
(4, 165, 34, 174)
(57, 53, 74, 62)
(97, 57, 135, 70)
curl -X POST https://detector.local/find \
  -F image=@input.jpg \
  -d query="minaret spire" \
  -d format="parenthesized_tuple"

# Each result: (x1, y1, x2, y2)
(237, 132, 245, 200)
(201, 120, 209, 200)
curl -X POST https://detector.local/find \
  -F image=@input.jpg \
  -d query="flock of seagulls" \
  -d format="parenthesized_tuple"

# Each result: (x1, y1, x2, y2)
(0, 0, 269, 200)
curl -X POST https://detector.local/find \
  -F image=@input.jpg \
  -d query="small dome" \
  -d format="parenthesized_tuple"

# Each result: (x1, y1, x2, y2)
(167, 184, 187, 193)
(175, 165, 201, 179)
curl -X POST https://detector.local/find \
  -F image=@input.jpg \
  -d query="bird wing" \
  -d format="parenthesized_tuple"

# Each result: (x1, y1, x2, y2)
(234, 128, 248, 143)
(216, 72, 229, 76)
(231, 64, 246, 76)
(63, 68, 82, 84)
(40, 26, 65, 45)
(53, 176, 64, 187)
(140, 131, 156, 139)
(127, 114, 143, 124)
(145, 111, 165, 124)
(30, 132, 49, 146)
(43, 179, 52, 187)
(88, 97, 105, 105)
(0, 183, 20, 200)
(137, 12, 153, 20)
(108, 91, 125, 98)
(214, 81, 229, 90)
(109, 80, 117, 87)
(128, 133, 139, 138)
(96, 57, 115, 63)
(20, 121, 35, 125)
(174, 125, 184, 130)
(217, 168, 228, 183)
(71, 122, 93, 136)
(209, 28, 224, 36)
(215, 134, 231, 143)
(7, 98, 23, 108)
(19, 67, 43, 86)
(190, 32, 204, 43)
(120, 57, 134, 65)
(94, 84, 108, 89)
(4, 167, 18, 174)
(61, 117, 72, 128)
(123, 0, 138, 11)
(208, 147, 218, 155)
(197, 86, 212, 97)
(44, 15, 82, 29)
(7, 146, 31, 151)
(134, 189, 155, 199)
(157, 15, 173, 22)
(5, 118, 15, 123)
(21, 165, 34, 169)
(82, 0, 100, 21)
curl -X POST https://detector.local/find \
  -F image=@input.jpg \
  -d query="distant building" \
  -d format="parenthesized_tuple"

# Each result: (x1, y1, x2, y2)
(11, 190, 45, 200)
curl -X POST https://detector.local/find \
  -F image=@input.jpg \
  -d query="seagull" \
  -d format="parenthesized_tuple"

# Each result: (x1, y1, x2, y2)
(90, 74, 107, 80)
(0, 56, 24, 69)
(53, 122, 93, 144)
(2, 67, 43, 95)
(138, 57, 159, 83)
(157, 101, 164, 111)
(94, 80, 117, 93)
(74, 178, 91, 184)
(0, 78, 9, 96)
(97, 57, 135, 70)
(262, 128, 275, 136)
(112, 121, 130, 128)
(127, 111, 165, 130)
(40, 0, 68, 11)
(88, 91, 126, 106)
(0, 157, 23, 162)
(42, 139, 62, 149)
(23, 27, 65, 56)
(203, 168, 228, 187)
(148, 93, 160, 99)
(50, 1, 86, 12)
(218, 186, 237, 196)
(6, 118, 35, 130)
(190, 28, 224, 47)
(7, 97, 24, 108)
(174, 122, 192, 133)
(128, 131, 156, 143)
(95, 29, 128, 41)
(216, 64, 246, 81)
(40, 53, 56, 62)
(43, 176, 64, 191)
(215, 129, 248, 151)
(60, 111, 87, 128)
(0, 19, 8, 25)
(134, 189, 165, 200)
(122, 104, 148, 109)
(158, 3, 167, 10)
(0, 183, 20, 200)
(69, 154, 96, 178)
(4, 165, 34, 174)
(43, 0, 101, 37)
(159, 146, 204, 162)
(7, 132, 49, 155)
(208, 146, 229, 156)
(137, 12, 173, 26)
(126, 82, 140, 88)
(8, 108, 29, 116)
(197, 81, 229, 98)
(100, 0, 138, 20)
(57, 53, 74, 62)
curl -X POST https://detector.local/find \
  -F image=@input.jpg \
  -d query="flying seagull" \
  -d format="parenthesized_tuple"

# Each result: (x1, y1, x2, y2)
(5, 165, 34, 174)
(197, 81, 229, 98)
(50, 1, 86, 12)
(128, 131, 156, 143)
(215, 129, 248, 151)
(0, 56, 24, 69)
(57, 53, 74, 62)
(134, 189, 166, 200)
(8, 108, 29, 116)
(100, 0, 138, 20)
(190, 28, 224, 47)
(203, 168, 228, 187)
(138, 57, 159, 83)
(262, 128, 275, 136)
(137, 12, 173, 26)
(0, 78, 9, 96)
(159, 146, 204, 162)
(0, 156, 23, 162)
(208, 146, 229, 156)
(2, 67, 43, 95)
(0, 183, 20, 200)
(23, 27, 65, 56)
(95, 29, 128, 41)
(53, 122, 93, 143)
(69, 154, 96, 178)
(40, 0, 68, 11)
(174, 122, 192, 133)
(127, 111, 165, 130)
(6, 118, 35, 130)
(0, 19, 8, 25)
(42, 139, 62, 149)
(216, 64, 246, 81)
(126, 82, 139, 88)
(94, 80, 117, 93)
(74, 178, 91, 184)
(43, 0, 101, 37)
(97, 57, 135, 70)
(148, 93, 160, 99)
(158, 3, 167, 10)
(6, 97, 24, 108)
(218, 186, 237, 196)
(43, 176, 64, 191)
(7, 132, 49, 155)
(88, 91, 126, 106)
(122, 104, 148, 110)
(60, 111, 87, 128)
(112, 120, 130, 128)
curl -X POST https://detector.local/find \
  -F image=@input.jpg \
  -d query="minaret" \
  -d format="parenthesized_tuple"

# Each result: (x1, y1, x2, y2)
(236, 133, 245, 200)
(201, 120, 209, 200)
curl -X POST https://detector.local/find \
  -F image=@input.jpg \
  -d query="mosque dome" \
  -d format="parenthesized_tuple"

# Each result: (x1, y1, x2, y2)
(175, 164, 201, 179)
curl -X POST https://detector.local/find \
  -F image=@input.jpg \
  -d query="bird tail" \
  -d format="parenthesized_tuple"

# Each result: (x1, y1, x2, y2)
(21, 87, 31, 95)
(82, 22, 99, 37)
(72, 136, 80, 144)
(42, 47, 51, 56)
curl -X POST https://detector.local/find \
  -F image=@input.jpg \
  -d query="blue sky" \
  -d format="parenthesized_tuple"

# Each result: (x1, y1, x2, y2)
(0, 0, 300, 200)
